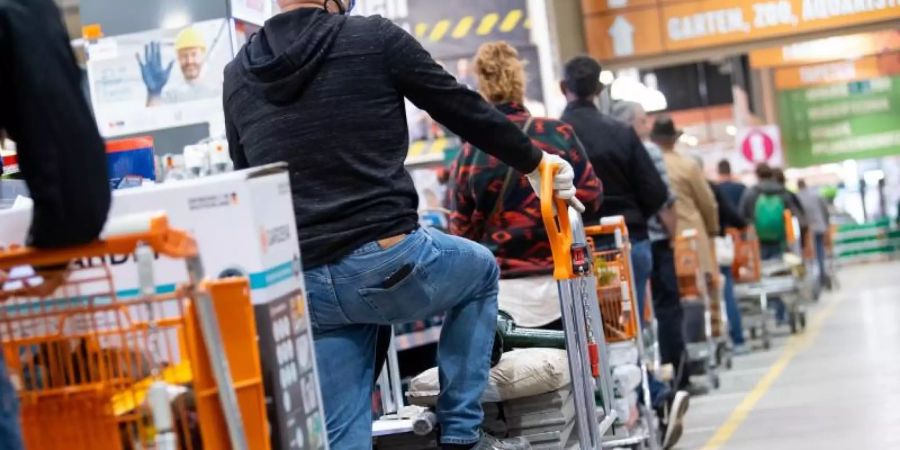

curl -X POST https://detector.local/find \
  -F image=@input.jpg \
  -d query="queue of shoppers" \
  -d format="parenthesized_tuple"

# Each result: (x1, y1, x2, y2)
(0, 1, 830, 449)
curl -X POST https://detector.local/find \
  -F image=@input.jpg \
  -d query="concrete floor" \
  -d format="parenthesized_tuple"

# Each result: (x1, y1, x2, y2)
(677, 260, 900, 450)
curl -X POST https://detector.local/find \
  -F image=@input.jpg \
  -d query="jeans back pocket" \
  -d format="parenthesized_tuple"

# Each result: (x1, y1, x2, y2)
(357, 264, 435, 324)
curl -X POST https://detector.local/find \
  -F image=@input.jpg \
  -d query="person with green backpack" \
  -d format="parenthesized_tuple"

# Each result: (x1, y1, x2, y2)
(739, 164, 806, 324)
(739, 163, 806, 260)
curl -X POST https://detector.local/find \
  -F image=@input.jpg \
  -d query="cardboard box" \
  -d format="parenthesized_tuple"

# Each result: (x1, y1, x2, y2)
(0, 164, 328, 450)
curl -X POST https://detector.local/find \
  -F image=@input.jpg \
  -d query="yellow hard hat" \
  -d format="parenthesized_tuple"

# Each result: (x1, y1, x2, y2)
(175, 27, 206, 51)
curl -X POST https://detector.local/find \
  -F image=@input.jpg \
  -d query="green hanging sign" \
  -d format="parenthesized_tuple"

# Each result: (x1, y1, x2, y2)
(778, 75, 900, 167)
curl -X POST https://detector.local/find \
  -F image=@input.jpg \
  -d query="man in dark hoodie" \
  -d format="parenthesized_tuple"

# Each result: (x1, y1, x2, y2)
(223, 1, 579, 449)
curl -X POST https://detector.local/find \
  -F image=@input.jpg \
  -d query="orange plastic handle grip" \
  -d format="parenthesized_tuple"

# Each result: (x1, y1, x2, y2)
(539, 161, 576, 280)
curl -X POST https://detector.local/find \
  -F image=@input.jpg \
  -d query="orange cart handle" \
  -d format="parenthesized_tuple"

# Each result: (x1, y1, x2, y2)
(783, 210, 797, 245)
(0, 213, 197, 270)
(539, 161, 577, 280)
(584, 216, 629, 240)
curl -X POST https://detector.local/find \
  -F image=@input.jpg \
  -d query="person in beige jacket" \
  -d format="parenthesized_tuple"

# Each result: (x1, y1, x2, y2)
(650, 116, 720, 291)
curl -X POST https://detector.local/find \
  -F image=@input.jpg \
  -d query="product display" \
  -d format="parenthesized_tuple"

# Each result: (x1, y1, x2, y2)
(0, 165, 327, 450)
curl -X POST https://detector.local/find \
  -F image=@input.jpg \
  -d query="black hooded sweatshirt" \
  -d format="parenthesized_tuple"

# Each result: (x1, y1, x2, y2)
(224, 8, 542, 269)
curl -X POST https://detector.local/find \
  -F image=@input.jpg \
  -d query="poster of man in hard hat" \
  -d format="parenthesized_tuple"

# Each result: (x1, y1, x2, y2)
(85, 19, 231, 137)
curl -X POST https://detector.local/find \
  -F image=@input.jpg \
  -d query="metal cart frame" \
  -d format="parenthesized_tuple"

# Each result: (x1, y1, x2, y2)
(584, 217, 661, 450)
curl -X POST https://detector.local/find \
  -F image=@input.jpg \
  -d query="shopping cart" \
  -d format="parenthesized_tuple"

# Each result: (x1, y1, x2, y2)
(728, 227, 773, 350)
(539, 162, 616, 449)
(584, 217, 660, 450)
(673, 230, 720, 389)
(0, 213, 268, 450)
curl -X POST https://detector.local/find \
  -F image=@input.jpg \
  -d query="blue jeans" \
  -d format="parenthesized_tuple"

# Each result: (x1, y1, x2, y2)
(760, 242, 787, 323)
(0, 353, 23, 450)
(305, 227, 499, 448)
(814, 232, 828, 285)
(720, 266, 745, 346)
(630, 239, 653, 326)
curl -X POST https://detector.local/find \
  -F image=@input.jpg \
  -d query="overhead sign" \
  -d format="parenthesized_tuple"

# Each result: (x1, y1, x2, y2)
(774, 51, 900, 89)
(585, 7, 664, 58)
(737, 125, 783, 166)
(580, 0, 657, 15)
(750, 29, 900, 68)
(583, 0, 900, 61)
(778, 74, 900, 167)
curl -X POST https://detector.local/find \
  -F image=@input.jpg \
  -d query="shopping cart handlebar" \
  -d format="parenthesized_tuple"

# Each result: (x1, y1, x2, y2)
(0, 213, 197, 270)
(584, 216, 629, 240)
(539, 161, 578, 280)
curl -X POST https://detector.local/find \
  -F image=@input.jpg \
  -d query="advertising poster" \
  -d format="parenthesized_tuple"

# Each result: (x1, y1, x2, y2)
(86, 19, 232, 137)
(231, 0, 275, 26)
(365, 0, 544, 164)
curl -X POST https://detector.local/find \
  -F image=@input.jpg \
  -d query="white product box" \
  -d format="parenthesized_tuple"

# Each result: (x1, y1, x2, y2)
(0, 164, 300, 304)
(0, 163, 328, 449)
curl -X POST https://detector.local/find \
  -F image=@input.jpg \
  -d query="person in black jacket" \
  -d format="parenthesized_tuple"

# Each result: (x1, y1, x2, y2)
(224, 1, 578, 449)
(559, 57, 668, 320)
(0, 1, 111, 448)
(709, 179, 748, 353)
(560, 57, 690, 449)
(0, 0, 110, 248)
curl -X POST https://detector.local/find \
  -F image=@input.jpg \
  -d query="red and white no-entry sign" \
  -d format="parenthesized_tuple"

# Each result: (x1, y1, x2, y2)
(737, 126, 783, 165)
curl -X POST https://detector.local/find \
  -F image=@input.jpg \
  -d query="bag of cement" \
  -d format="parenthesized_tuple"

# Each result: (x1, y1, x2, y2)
(408, 348, 569, 406)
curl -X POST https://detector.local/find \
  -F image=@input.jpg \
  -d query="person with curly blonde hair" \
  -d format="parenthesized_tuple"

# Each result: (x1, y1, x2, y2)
(448, 41, 603, 331)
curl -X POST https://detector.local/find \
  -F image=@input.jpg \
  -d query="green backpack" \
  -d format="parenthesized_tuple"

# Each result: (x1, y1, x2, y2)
(755, 193, 786, 242)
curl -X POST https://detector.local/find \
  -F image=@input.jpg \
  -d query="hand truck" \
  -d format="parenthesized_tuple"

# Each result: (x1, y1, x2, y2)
(539, 162, 616, 449)
(0, 213, 268, 450)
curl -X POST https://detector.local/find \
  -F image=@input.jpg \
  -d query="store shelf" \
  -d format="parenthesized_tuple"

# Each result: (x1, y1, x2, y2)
(395, 326, 442, 351)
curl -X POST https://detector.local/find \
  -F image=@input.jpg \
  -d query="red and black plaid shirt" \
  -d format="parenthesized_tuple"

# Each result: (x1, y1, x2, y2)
(447, 103, 603, 278)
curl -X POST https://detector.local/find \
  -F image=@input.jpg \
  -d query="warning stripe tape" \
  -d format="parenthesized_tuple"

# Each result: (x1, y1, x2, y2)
(408, 137, 449, 159)
(415, 10, 528, 42)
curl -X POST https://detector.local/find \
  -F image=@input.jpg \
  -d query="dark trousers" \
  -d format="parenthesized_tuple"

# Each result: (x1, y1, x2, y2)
(650, 240, 689, 389)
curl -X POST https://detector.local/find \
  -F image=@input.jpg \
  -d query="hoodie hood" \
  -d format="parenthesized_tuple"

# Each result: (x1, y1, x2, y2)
(757, 179, 787, 195)
(237, 8, 345, 104)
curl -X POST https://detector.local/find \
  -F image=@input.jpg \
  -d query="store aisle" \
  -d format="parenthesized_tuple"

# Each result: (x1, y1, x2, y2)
(678, 260, 900, 450)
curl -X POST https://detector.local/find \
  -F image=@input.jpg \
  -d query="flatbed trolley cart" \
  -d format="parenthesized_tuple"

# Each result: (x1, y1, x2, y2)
(584, 217, 661, 450)
(727, 227, 773, 350)
(0, 213, 268, 450)
(673, 230, 720, 389)
(539, 162, 617, 449)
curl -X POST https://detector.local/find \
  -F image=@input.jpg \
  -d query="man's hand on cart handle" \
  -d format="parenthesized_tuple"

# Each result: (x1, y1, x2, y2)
(526, 153, 585, 213)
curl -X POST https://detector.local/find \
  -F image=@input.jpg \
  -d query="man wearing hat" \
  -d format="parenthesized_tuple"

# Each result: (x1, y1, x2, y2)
(651, 116, 720, 396)
(651, 116, 719, 281)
